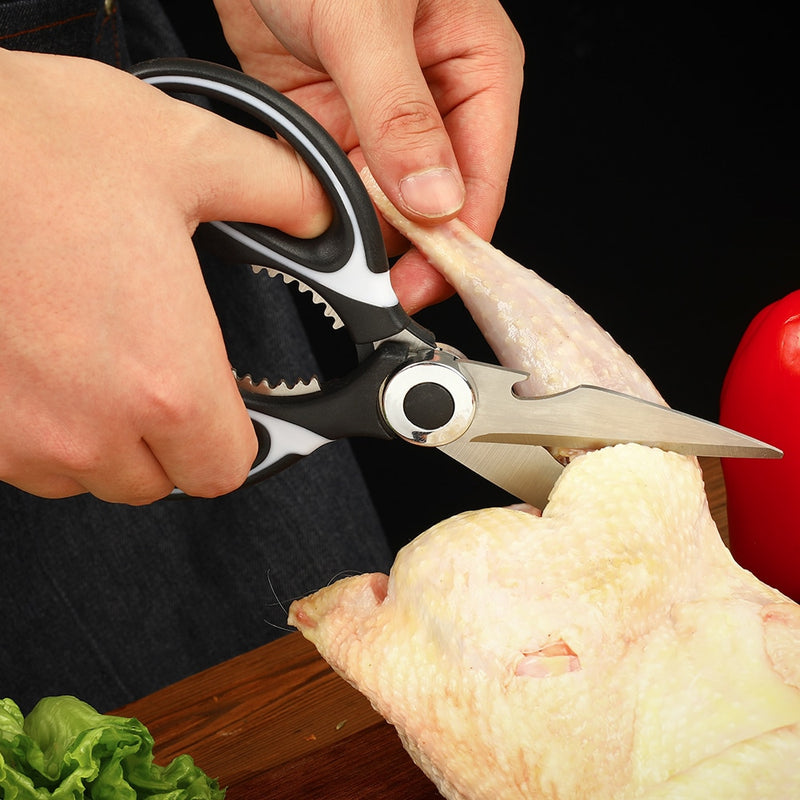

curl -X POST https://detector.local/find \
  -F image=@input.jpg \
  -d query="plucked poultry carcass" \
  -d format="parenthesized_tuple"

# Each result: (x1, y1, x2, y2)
(288, 173, 800, 799)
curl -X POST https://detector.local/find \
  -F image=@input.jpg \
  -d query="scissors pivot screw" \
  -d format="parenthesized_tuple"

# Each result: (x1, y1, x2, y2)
(382, 360, 475, 446)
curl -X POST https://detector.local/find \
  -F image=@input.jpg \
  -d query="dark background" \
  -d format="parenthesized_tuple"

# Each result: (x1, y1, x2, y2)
(161, 2, 798, 549)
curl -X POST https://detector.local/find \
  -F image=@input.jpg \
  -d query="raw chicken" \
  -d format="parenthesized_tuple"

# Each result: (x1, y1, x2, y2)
(290, 446, 800, 799)
(362, 168, 664, 466)
(288, 175, 800, 799)
(359, 170, 664, 407)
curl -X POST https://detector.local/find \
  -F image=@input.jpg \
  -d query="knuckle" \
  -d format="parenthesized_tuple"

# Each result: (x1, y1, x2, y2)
(46, 432, 106, 478)
(138, 376, 255, 499)
(375, 96, 444, 149)
(182, 461, 250, 499)
(142, 378, 198, 429)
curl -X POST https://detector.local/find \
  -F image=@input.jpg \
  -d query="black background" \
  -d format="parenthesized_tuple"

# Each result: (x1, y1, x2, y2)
(161, 2, 798, 549)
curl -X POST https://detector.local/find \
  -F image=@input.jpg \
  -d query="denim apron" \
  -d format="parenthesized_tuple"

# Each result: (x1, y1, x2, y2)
(0, 0, 391, 713)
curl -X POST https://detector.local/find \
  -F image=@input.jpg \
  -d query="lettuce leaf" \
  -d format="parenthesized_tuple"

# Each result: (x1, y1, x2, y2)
(0, 696, 225, 799)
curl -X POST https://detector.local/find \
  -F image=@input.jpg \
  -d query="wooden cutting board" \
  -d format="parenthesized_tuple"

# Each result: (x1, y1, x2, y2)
(116, 630, 440, 799)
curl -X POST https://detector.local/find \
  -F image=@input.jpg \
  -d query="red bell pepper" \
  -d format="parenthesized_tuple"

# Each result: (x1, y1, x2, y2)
(719, 289, 800, 602)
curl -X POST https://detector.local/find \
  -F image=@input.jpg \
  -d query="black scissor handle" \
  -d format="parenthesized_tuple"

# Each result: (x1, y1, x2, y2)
(131, 57, 419, 346)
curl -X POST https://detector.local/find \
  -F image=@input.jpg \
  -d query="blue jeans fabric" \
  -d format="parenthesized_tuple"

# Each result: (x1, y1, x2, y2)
(0, 0, 392, 713)
(1, 0, 130, 66)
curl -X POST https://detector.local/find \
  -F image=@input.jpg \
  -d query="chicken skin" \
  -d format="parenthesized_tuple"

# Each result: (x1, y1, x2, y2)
(288, 174, 800, 799)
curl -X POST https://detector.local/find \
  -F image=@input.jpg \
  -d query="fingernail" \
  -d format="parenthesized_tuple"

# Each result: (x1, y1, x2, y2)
(399, 167, 465, 218)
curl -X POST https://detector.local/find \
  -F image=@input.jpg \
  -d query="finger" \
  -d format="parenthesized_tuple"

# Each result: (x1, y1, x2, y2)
(142, 369, 258, 499)
(129, 244, 259, 498)
(309, 4, 466, 223)
(353, 153, 452, 313)
(390, 249, 455, 315)
(434, 60, 523, 241)
(342, 147, 412, 260)
(411, 2, 525, 241)
(97, 223, 259, 501)
(165, 94, 334, 237)
(1, 472, 86, 500)
(68, 438, 175, 505)
(0, 429, 172, 504)
(125, 91, 276, 497)
(57, 269, 253, 503)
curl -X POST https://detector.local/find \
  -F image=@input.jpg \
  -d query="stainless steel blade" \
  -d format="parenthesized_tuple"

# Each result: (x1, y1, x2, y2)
(438, 439, 564, 508)
(457, 361, 783, 458)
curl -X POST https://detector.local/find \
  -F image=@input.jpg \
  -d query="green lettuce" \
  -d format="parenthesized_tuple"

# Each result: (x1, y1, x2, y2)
(0, 696, 225, 799)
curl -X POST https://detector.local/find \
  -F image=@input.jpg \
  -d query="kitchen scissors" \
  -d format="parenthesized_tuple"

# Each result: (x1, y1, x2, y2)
(131, 58, 781, 507)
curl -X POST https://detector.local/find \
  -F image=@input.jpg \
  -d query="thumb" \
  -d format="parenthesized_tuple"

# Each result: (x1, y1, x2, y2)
(179, 99, 333, 236)
(313, 6, 466, 223)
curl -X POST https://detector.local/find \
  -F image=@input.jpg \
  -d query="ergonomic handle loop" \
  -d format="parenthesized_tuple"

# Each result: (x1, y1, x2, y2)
(131, 57, 415, 345)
